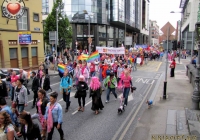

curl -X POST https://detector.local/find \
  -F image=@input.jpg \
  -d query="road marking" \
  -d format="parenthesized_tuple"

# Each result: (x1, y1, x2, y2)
(118, 84, 153, 140)
(118, 93, 133, 102)
(111, 84, 152, 140)
(72, 100, 92, 115)
(156, 62, 162, 71)
(135, 78, 155, 85)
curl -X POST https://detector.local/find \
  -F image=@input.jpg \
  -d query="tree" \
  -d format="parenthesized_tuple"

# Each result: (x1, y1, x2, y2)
(43, 0, 72, 48)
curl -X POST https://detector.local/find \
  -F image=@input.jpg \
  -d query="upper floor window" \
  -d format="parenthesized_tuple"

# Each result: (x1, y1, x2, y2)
(17, 9, 28, 30)
(33, 13, 39, 22)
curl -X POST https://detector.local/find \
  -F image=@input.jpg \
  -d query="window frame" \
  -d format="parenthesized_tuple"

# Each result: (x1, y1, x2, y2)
(9, 48, 18, 59)
(16, 8, 30, 31)
(33, 13, 39, 22)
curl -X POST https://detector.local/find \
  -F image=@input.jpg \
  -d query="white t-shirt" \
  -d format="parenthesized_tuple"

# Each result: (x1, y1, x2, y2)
(0, 124, 14, 140)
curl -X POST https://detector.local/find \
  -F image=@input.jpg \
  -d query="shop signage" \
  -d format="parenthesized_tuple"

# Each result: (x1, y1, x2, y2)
(96, 46, 125, 54)
(2, 0, 25, 20)
(18, 32, 32, 44)
(34, 28, 40, 31)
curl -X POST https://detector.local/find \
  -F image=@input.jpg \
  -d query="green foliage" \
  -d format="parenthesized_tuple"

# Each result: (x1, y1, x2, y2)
(43, 0, 72, 46)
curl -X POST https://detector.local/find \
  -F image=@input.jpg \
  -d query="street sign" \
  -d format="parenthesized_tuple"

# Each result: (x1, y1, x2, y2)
(49, 31, 57, 44)
(125, 37, 132, 45)
(88, 37, 92, 44)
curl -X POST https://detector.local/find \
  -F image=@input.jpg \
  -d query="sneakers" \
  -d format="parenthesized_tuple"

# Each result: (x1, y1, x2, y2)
(105, 100, 109, 103)
(115, 98, 117, 101)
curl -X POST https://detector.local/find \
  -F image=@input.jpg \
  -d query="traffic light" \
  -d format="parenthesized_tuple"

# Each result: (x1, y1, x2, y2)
(181, 40, 184, 49)
(177, 41, 180, 48)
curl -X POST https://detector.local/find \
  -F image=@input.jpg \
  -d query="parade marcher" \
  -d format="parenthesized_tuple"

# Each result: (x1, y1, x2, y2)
(0, 111, 15, 140)
(37, 65, 45, 79)
(104, 72, 117, 103)
(17, 111, 41, 140)
(121, 71, 132, 106)
(60, 70, 72, 112)
(74, 64, 82, 87)
(81, 61, 89, 83)
(0, 78, 8, 98)
(44, 92, 64, 140)
(76, 75, 88, 112)
(31, 71, 40, 108)
(6, 69, 13, 98)
(117, 64, 124, 83)
(89, 62, 95, 77)
(40, 70, 51, 92)
(11, 71, 19, 101)
(89, 77, 104, 115)
(36, 89, 49, 140)
(112, 61, 118, 78)
(13, 79, 28, 113)
(19, 69, 28, 88)
(170, 59, 176, 77)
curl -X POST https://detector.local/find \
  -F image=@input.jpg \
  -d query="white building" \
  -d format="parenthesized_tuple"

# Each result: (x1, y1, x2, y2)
(180, 0, 198, 50)
(42, 0, 55, 21)
(149, 20, 159, 46)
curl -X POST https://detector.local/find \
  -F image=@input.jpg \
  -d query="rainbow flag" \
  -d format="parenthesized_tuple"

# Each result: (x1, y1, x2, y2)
(87, 51, 100, 62)
(77, 54, 89, 60)
(58, 64, 66, 73)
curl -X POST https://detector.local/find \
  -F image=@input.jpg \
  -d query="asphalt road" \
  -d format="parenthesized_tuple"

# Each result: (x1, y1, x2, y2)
(7, 60, 167, 140)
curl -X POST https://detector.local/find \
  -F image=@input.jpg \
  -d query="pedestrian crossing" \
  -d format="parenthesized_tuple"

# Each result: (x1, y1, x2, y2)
(136, 61, 162, 72)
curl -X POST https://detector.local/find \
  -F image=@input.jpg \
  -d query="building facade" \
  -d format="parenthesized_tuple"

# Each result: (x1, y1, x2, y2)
(42, 0, 55, 20)
(0, 0, 44, 69)
(65, 0, 146, 51)
(180, 0, 198, 50)
(149, 20, 159, 45)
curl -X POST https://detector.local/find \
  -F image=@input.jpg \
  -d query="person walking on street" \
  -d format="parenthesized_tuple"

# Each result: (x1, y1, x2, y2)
(44, 92, 65, 140)
(31, 72, 40, 108)
(89, 77, 104, 115)
(104, 72, 117, 103)
(11, 71, 19, 101)
(36, 89, 49, 140)
(60, 70, 72, 112)
(121, 71, 133, 106)
(170, 59, 176, 77)
(40, 71, 51, 92)
(17, 111, 42, 140)
(0, 78, 8, 98)
(76, 75, 88, 112)
(13, 79, 28, 113)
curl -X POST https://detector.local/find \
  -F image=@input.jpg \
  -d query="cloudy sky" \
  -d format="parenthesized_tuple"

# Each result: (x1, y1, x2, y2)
(149, 0, 182, 31)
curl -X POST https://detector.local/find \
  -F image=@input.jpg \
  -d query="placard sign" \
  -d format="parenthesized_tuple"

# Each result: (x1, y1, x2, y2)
(18, 32, 32, 44)
(96, 47, 125, 54)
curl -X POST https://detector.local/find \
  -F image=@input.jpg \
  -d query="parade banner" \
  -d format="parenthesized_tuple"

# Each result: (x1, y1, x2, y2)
(135, 45, 147, 49)
(96, 47, 125, 54)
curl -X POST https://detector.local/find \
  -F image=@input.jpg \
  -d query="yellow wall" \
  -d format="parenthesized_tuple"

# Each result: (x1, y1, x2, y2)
(0, 0, 44, 69)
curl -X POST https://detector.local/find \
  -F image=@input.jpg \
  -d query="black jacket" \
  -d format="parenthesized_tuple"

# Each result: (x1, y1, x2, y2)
(20, 123, 42, 140)
(40, 76, 51, 91)
(77, 81, 88, 97)
(31, 76, 39, 92)
(36, 97, 49, 115)
(0, 80, 7, 97)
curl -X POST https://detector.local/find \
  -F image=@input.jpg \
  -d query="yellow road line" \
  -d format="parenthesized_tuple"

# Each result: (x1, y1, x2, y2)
(156, 62, 162, 71)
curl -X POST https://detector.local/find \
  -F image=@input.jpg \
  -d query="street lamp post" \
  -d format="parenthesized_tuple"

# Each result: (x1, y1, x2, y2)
(191, 22, 200, 109)
(54, 8, 59, 72)
(170, 11, 182, 64)
(163, 27, 170, 99)
(124, 0, 126, 47)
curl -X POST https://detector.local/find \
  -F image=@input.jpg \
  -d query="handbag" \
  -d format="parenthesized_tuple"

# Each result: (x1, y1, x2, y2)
(170, 65, 174, 68)
(74, 91, 78, 98)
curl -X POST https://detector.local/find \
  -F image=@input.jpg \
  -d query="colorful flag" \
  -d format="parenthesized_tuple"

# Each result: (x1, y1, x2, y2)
(77, 54, 89, 60)
(58, 64, 74, 74)
(87, 51, 100, 62)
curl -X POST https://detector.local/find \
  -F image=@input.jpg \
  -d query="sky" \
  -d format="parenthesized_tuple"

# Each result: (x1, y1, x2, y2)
(149, 0, 182, 33)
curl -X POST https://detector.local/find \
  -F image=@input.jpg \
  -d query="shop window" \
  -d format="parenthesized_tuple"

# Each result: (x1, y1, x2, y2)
(21, 47, 29, 68)
(17, 9, 29, 30)
(31, 47, 38, 66)
(33, 13, 39, 22)
(9, 48, 19, 68)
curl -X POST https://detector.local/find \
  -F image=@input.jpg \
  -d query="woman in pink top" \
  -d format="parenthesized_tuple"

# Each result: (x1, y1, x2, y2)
(121, 71, 132, 106)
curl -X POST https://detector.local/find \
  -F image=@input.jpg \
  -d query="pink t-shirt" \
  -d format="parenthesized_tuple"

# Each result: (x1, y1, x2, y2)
(11, 75, 19, 83)
(121, 76, 131, 88)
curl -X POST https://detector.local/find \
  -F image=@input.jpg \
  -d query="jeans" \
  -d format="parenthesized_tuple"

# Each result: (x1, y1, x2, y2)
(106, 88, 117, 101)
(123, 87, 130, 105)
(33, 91, 38, 106)
(17, 104, 25, 113)
(63, 92, 71, 109)
(78, 96, 86, 107)
(133, 63, 137, 71)
(47, 122, 64, 140)
(90, 71, 95, 77)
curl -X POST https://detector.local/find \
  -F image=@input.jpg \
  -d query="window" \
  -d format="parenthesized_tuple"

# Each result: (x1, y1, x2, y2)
(9, 48, 17, 59)
(33, 13, 39, 22)
(17, 9, 28, 30)
(21, 48, 28, 58)
(31, 47, 37, 56)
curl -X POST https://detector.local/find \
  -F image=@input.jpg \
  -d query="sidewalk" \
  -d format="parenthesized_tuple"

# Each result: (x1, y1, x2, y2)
(131, 59, 200, 140)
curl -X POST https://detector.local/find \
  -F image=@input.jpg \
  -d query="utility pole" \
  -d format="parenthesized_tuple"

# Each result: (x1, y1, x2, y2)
(54, 8, 58, 72)
(124, 0, 126, 48)
(163, 27, 170, 99)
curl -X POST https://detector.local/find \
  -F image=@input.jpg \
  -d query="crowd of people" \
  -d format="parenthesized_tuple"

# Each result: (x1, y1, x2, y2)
(0, 46, 180, 140)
